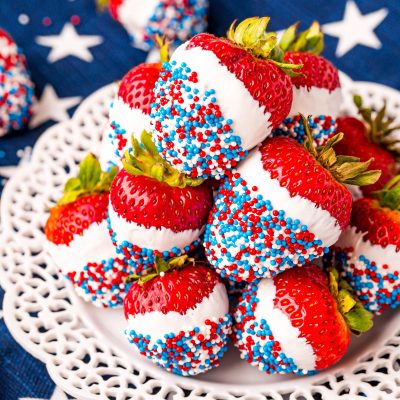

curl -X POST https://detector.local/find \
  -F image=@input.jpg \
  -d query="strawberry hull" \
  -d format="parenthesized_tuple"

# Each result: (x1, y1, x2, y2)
(47, 218, 132, 308)
(152, 37, 291, 179)
(124, 281, 232, 376)
(109, 0, 208, 51)
(0, 29, 35, 137)
(334, 226, 400, 314)
(204, 148, 341, 282)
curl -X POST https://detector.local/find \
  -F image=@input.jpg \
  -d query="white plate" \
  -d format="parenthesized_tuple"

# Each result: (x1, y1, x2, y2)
(1, 79, 400, 400)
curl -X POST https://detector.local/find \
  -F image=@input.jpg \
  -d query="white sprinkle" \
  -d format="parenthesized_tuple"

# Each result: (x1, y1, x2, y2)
(18, 14, 29, 25)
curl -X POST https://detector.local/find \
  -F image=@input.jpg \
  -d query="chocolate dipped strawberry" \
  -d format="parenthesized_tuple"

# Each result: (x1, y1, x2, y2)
(334, 176, 400, 314)
(204, 116, 381, 282)
(151, 17, 299, 179)
(100, 38, 169, 170)
(108, 0, 208, 51)
(108, 131, 213, 271)
(233, 265, 372, 375)
(0, 28, 35, 136)
(124, 256, 232, 376)
(335, 95, 400, 197)
(45, 154, 132, 308)
(273, 22, 340, 146)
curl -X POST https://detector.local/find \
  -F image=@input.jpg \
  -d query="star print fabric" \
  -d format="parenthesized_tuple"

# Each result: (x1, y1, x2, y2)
(1, 0, 400, 398)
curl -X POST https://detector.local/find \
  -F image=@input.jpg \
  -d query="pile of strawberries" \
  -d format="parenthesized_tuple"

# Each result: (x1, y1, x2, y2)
(45, 17, 400, 378)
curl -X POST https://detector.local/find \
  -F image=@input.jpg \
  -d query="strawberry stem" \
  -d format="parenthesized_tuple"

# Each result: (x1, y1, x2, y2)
(155, 34, 170, 63)
(226, 17, 303, 77)
(328, 267, 373, 335)
(122, 131, 204, 188)
(126, 255, 194, 285)
(95, 0, 108, 11)
(301, 114, 381, 186)
(353, 95, 400, 154)
(58, 154, 117, 205)
(372, 175, 400, 210)
(279, 21, 324, 55)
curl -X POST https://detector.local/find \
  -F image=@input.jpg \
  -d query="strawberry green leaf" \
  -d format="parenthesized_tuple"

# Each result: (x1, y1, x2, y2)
(279, 21, 324, 55)
(78, 153, 102, 191)
(329, 267, 374, 334)
(57, 189, 85, 205)
(127, 255, 193, 285)
(95, 0, 108, 11)
(64, 177, 81, 193)
(154, 35, 170, 63)
(343, 302, 374, 335)
(226, 17, 302, 75)
(372, 175, 400, 210)
(353, 95, 400, 154)
(301, 114, 381, 187)
(122, 131, 205, 188)
(56, 154, 115, 206)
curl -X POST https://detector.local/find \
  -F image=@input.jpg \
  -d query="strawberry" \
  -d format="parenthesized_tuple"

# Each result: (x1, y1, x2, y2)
(151, 17, 299, 179)
(108, 131, 213, 271)
(233, 265, 373, 375)
(334, 176, 400, 314)
(107, 0, 208, 51)
(100, 37, 170, 170)
(0, 28, 35, 136)
(124, 256, 232, 376)
(335, 95, 400, 196)
(273, 22, 340, 147)
(204, 116, 381, 282)
(45, 154, 133, 308)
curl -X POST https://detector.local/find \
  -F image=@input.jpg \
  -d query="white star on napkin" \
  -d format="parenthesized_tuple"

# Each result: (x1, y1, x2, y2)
(29, 85, 81, 128)
(323, 0, 388, 57)
(36, 23, 103, 63)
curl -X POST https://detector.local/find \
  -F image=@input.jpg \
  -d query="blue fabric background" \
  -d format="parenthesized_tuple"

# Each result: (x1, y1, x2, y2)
(0, 0, 398, 398)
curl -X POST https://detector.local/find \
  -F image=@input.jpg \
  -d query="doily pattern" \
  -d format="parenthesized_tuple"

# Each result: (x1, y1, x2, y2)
(0, 81, 399, 400)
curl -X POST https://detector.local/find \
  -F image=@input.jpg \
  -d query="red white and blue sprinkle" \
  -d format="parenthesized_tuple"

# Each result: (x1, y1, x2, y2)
(64, 257, 132, 308)
(335, 247, 400, 315)
(204, 173, 327, 282)
(233, 281, 316, 375)
(0, 52, 35, 137)
(272, 115, 336, 147)
(125, 314, 232, 376)
(151, 60, 247, 179)
(107, 213, 201, 272)
(119, 0, 209, 51)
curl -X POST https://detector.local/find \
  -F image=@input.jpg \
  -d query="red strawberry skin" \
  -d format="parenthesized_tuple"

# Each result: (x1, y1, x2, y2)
(110, 169, 213, 232)
(259, 136, 352, 229)
(109, 0, 123, 19)
(351, 197, 400, 250)
(273, 265, 350, 370)
(45, 193, 109, 245)
(284, 52, 340, 92)
(336, 116, 397, 195)
(187, 33, 293, 129)
(118, 62, 162, 114)
(124, 262, 221, 318)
